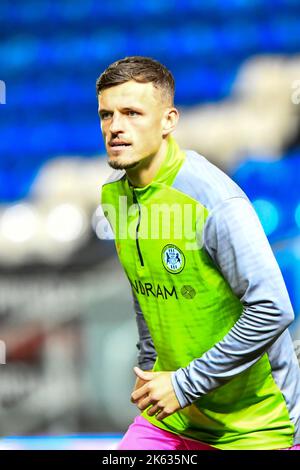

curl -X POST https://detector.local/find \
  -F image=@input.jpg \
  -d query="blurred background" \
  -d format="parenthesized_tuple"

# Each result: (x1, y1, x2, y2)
(0, 0, 300, 450)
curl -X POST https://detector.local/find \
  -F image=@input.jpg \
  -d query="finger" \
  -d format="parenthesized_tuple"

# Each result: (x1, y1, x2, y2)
(134, 377, 147, 391)
(146, 403, 162, 417)
(133, 367, 155, 381)
(155, 409, 169, 421)
(131, 385, 149, 403)
(136, 396, 154, 411)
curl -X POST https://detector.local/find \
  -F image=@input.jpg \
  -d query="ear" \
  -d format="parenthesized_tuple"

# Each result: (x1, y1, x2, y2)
(162, 107, 180, 137)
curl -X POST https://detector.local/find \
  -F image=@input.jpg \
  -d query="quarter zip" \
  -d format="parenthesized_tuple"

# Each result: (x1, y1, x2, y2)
(132, 189, 144, 267)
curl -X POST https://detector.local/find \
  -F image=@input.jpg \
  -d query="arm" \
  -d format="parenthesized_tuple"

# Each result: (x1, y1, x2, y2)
(131, 293, 181, 423)
(172, 197, 295, 407)
(131, 290, 181, 421)
(133, 292, 157, 371)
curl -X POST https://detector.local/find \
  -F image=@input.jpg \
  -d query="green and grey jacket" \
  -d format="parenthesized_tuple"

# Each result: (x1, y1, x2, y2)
(101, 136, 300, 449)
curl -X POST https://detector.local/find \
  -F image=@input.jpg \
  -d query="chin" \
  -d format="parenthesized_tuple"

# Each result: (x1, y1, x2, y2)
(108, 158, 139, 170)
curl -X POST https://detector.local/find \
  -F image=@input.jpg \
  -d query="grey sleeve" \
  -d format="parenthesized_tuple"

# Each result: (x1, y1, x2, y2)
(133, 292, 157, 371)
(172, 197, 295, 408)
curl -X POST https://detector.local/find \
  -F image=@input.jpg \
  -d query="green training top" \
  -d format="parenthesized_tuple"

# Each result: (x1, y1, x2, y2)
(101, 136, 300, 449)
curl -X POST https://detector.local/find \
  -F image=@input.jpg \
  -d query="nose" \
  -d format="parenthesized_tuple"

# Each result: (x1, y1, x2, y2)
(109, 113, 124, 134)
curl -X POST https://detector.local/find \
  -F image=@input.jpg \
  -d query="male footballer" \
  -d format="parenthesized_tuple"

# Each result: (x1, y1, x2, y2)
(97, 56, 300, 450)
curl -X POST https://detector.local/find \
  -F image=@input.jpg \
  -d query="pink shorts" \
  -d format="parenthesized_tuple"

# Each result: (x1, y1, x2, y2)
(117, 415, 300, 451)
(117, 416, 217, 450)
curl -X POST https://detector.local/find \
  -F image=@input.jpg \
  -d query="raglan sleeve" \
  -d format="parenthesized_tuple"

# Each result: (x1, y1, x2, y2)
(133, 291, 157, 371)
(171, 196, 295, 408)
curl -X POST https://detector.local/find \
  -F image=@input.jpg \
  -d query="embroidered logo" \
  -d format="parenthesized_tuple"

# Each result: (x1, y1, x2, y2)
(181, 285, 196, 299)
(161, 244, 185, 274)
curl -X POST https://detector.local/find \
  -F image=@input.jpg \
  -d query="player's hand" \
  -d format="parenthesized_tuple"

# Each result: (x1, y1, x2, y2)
(132, 375, 148, 394)
(131, 366, 181, 421)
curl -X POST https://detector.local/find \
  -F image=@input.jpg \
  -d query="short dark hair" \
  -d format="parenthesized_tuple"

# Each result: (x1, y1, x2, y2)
(96, 56, 175, 104)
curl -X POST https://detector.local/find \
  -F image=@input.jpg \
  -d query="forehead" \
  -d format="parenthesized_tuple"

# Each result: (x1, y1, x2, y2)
(98, 80, 161, 110)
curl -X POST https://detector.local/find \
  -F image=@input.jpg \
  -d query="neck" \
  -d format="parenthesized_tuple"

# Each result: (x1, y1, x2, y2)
(126, 138, 169, 188)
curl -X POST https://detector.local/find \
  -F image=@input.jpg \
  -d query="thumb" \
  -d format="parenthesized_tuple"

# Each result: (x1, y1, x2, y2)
(133, 366, 155, 381)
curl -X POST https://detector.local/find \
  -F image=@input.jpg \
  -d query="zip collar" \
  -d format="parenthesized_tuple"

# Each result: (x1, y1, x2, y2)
(125, 136, 185, 195)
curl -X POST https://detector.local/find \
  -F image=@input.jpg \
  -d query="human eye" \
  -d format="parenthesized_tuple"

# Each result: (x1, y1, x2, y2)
(100, 111, 112, 120)
(127, 110, 139, 117)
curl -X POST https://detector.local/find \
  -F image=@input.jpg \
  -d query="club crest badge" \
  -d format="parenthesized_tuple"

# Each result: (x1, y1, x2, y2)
(161, 244, 185, 274)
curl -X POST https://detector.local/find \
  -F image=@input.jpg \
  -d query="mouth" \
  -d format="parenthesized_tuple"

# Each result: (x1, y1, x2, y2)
(108, 141, 131, 151)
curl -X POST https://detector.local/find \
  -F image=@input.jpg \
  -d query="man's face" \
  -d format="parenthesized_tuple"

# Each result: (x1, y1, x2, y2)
(98, 80, 169, 170)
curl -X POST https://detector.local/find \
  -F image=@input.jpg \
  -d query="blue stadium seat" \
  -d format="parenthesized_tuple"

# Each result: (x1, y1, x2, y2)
(1, 0, 300, 201)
